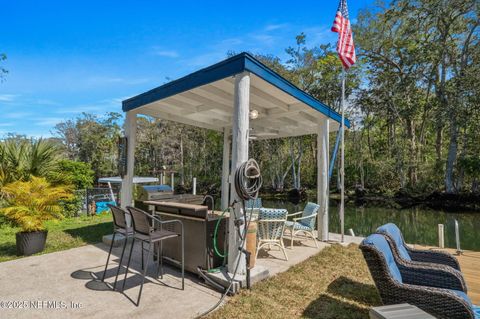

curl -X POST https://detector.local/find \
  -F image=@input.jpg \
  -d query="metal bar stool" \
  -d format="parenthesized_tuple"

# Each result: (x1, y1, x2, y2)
(101, 205, 134, 290)
(123, 206, 184, 306)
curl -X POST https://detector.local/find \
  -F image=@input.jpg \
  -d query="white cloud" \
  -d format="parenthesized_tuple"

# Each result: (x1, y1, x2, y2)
(86, 76, 149, 86)
(151, 48, 180, 58)
(264, 23, 289, 32)
(3, 112, 32, 119)
(35, 117, 66, 126)
(54, 96, 127, 115)
(0, 94, 18, 102)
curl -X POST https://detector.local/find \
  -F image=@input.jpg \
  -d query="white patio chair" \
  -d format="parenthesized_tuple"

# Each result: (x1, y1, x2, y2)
(256, 208, 288, 261)
(285, 202, 320, 249)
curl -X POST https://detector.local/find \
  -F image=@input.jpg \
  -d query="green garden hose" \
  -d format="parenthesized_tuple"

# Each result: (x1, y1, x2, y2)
(213, 207, 229, 259)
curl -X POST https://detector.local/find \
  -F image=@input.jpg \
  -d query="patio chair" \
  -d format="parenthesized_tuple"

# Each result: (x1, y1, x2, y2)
(101, 205, 134, 290)
(123, 206, 184, 306)
(376, 223, 461, 271)
(360, 234, 478, 319)
(256, 208, 288, 261)
(245, 198, 262, 211)
(284, 202, 319, 249)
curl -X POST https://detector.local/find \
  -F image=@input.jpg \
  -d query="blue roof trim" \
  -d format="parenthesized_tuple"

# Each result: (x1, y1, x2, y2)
(243, 54, 350, 127)
(122, 52, 350, 128)
(122, 54, 245, 111)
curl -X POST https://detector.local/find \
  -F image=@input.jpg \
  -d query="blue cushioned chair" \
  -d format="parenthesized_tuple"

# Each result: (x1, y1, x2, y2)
(256, 208, 288, 261)
(360, 234, 478, 319)
(377, 223, 461, 271)
(284, 202, 320, 249)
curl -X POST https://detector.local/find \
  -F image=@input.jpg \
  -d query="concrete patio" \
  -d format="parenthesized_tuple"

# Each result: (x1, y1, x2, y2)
(0, 233, 361, 319)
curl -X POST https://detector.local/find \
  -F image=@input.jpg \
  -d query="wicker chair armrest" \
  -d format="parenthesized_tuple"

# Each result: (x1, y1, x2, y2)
(394, 283, 474, 319)
(360, 243, 473, 319)
(286, 211, 303, 217)
(406, 246, 461, 271)
(398, 261, 467, 292)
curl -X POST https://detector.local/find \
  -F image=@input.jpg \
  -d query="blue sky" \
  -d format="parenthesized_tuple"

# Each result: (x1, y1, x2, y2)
(0, 0, 372, 138)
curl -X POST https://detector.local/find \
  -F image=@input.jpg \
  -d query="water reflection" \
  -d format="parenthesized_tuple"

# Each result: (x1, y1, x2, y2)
(260, 199, 480, 251)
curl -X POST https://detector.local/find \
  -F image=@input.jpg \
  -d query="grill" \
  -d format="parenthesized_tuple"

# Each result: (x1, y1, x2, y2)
(145, 201, 228, 274)
(136, 185, 174, 201)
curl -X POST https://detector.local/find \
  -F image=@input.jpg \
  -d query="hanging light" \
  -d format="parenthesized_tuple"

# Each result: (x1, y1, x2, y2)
(249, 109, 259, 120)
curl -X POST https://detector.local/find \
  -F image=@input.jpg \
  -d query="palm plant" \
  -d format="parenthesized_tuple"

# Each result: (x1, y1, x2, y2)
(0, 176, 72, 232)
(0, 138, 60, 189)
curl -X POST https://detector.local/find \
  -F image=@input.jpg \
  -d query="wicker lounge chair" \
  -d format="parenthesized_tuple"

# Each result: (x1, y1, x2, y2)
(360, 234, 479, 319)
(377, 223, 461, 271)
(256, 208, 288, 261)
(284, 202, 319, 249)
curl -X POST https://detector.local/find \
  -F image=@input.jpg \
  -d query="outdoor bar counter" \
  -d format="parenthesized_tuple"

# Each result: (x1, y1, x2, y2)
(144, 201, 228, 274)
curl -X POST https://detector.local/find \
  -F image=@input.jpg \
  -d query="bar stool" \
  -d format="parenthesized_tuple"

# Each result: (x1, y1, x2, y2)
(101, 205, 134, 290)
(123, 206, 184, 306)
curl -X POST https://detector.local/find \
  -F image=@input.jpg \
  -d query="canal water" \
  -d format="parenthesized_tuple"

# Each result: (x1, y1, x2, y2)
(260, 199, 480, 251)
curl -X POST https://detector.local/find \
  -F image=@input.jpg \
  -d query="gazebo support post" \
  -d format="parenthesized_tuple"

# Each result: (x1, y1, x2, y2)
(317, 118, 329, 241)
(120, 111, 137, 223)
(221, 128, 231, 211)
(228, 71, 250, 275)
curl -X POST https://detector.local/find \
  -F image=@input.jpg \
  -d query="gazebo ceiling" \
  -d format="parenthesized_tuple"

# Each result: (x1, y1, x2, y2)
(123, 53, 349, 139)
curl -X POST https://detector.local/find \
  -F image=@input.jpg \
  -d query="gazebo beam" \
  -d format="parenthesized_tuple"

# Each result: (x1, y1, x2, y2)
(225, 77, 290, 111)
(198, 85, 269, 115)
(120, 111, 137, 213)
(221, 129, 231, 210)
(228, 71, 250, 275)
(141, 107, 224, 131)
(181, 90, 234, 113)
(317, 118, 330, 241)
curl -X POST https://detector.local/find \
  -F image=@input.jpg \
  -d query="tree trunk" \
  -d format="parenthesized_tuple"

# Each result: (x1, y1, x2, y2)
(296, 146, 303, 189)
(445, 114, 458, 193)
(435, 123, 443, 166)
(406, 118, 417, 187)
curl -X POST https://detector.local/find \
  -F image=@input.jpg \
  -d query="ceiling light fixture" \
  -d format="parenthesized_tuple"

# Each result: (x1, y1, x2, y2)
(249, 109, 259, 120)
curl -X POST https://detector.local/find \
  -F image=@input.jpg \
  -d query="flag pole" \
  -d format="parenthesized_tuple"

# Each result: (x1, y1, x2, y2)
(340, 68, 346, 243)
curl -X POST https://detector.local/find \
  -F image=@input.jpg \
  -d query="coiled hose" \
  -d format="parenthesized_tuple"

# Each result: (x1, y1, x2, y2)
(196, 158, 262, 318)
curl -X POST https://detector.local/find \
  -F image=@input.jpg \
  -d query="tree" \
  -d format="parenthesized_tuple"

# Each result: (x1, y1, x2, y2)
(0, 53, 7, 81)
(54, 112, 122, 180)
(353, 0, 479, 194)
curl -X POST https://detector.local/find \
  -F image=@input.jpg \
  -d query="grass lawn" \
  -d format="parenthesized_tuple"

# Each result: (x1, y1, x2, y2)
(206, 244, 381, 319)
(0, 213, 113, 263)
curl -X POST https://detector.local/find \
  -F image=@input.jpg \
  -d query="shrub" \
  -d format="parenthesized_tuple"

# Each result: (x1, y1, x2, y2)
(0, 177, 73, 232)
(49, 160, 94, 217)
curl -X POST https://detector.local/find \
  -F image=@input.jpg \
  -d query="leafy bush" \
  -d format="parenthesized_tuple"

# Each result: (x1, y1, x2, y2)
(0, 177, 73, 232)
(49, 160, 94, 189)
(49, 160, 94, 217)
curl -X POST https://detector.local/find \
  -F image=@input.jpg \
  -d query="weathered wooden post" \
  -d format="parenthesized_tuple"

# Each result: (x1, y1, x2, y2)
(228, 71, 250, 274)
(317, 118, 329, 241)
(192, 177, 197, 195)
(438, 224, 445, 248)
(221, 129, 231, 211)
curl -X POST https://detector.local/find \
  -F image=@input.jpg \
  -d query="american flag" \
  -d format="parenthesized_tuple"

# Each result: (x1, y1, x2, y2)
(331, 0, 356, 69)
